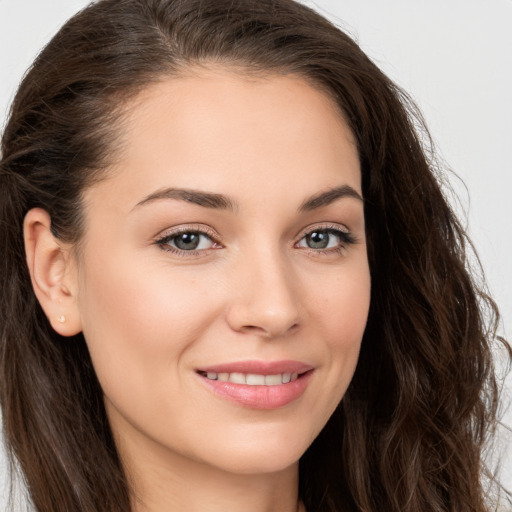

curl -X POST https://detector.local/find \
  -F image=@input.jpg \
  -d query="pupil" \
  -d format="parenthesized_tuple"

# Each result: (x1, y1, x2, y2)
(307, 231, 328, 249)
(175, 232, 200, 250)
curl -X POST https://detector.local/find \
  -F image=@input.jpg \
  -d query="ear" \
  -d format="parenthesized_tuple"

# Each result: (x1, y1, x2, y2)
(24, 208, 82, 336)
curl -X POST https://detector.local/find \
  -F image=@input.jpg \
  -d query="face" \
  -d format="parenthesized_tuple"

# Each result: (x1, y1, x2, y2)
(73, 68, 370, 476)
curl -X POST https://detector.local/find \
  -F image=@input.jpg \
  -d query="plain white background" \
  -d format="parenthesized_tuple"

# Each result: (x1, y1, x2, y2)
(1, 0, 511, 509)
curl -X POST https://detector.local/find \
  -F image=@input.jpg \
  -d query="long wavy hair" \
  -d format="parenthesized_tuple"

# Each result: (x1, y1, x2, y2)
(0, 0, 509, 511)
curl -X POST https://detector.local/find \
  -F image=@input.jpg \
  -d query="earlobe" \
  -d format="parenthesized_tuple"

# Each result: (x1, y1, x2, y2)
(23, 208, 82, 337)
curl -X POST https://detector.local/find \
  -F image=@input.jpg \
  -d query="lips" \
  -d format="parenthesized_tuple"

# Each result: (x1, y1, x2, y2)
(196, 360, 314, 409)
(198, 360, 312, 375)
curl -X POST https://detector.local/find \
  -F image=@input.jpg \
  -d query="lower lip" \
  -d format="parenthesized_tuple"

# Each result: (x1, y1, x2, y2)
(198, 371, 313, 409)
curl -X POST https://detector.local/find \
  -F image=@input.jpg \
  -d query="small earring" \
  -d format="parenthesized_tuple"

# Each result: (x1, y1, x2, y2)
(57, 315, 66, 324)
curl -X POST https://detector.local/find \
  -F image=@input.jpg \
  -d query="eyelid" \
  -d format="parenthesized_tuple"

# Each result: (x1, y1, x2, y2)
(155, 224, 220, 242)
(154, 224, 223, 255)
(295, 222, 352, 241)
(294, 222, 357, 254)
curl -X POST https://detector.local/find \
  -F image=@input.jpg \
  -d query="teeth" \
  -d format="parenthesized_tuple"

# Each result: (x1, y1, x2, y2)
(246, 374, 265, 385)
(202, 371, 301, 385)
(265, 374, 282, 385)
(229, 372, 246, 384)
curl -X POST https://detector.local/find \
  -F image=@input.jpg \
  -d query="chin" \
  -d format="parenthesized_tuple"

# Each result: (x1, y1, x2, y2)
(198, 429, 311, 476)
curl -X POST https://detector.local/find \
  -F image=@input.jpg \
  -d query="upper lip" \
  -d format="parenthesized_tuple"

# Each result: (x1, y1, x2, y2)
(197, 360, 313, 375)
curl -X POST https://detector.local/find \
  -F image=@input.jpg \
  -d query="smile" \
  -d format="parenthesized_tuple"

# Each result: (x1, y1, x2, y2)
(198, 371, 300, 385)
(196, 361, 314, 409)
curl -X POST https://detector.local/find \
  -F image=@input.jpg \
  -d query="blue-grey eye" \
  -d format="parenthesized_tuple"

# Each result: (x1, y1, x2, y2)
(161, 231, 214, 251)
(174, 232, 200, 250)
(298, 229, 348, 250)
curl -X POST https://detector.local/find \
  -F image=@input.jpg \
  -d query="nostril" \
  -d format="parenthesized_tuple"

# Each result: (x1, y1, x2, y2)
(241, 322, 300, 339)
(241, 324, 271, 336)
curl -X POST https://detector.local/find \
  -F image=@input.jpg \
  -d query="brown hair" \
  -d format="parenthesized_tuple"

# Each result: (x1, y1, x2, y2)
(0, 0, 510, 511)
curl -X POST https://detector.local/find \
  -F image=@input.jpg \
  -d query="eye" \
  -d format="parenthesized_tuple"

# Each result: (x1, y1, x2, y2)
(296, 226, 355, 252)
(156, 227, 219, 254)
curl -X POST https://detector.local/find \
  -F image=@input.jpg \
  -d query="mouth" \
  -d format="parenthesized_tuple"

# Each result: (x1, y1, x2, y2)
(195, 361, 314, 409)
(197, 370, 303, 385)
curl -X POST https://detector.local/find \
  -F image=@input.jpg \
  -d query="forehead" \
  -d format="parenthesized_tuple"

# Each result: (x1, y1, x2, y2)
(85, 67, 361, 213)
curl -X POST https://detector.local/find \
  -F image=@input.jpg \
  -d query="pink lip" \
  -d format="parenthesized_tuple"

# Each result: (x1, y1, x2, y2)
(198, 360, 313, 375)
(196, 360, 314, 410)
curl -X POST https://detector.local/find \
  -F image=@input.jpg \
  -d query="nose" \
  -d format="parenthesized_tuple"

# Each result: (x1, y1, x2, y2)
(225, 248, 303, 339)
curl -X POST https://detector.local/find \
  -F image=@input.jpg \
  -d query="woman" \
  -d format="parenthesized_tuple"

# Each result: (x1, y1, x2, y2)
(0, 0, 509, 511)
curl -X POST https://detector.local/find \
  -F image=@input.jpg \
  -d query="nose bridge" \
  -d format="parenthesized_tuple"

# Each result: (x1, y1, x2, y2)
(226, 242, 302, 338)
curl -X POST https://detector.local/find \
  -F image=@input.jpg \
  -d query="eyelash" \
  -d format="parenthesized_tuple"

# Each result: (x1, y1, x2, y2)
(155, 225, 220, 258)
(155, 224, 356, 258)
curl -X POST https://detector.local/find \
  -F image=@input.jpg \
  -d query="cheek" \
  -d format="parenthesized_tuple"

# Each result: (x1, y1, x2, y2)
(309, 260, 370, 342)
(76, 249, 222, 402)
(308, 261, 370, 391)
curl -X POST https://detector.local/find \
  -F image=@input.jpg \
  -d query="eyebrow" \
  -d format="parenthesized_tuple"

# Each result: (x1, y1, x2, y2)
(298, 184, 363, 212)
(133, 187, 237, 211)
(133, 184, 363, 213)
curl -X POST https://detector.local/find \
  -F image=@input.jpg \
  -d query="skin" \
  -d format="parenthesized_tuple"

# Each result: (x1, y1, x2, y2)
(24, 67, 371, 512)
